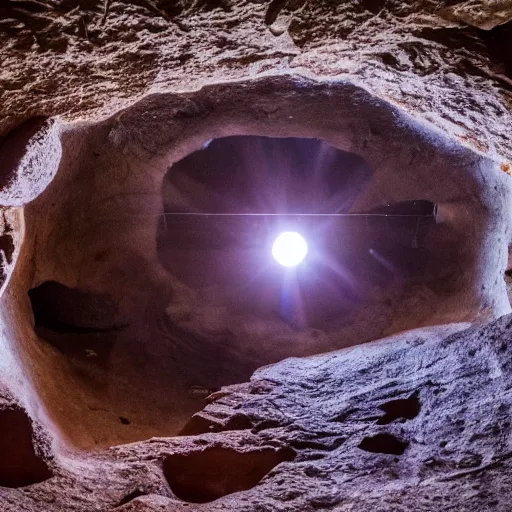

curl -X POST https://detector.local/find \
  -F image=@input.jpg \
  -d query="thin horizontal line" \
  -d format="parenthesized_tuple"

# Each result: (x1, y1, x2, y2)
(160, 212, 435, 218)
(90, 212, 437, 221)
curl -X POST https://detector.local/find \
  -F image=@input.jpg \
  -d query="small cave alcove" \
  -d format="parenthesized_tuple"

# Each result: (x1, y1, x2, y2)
(163, 446, 296, 503)
(0, 406, 53, 488)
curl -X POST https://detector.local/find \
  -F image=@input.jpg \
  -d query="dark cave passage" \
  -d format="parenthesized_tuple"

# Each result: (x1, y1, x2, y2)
(0, 406, 53, 488)
(158, 135, 438, 330)
(163, 446, 296, 503)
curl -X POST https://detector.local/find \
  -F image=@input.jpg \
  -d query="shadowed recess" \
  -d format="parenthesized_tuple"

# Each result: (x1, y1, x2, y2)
(358, 433, 409, 455)
(159, 135, 437, 329)
(29, 281, 119, 333)
(163, 446, 296, 503)
(115, 489, 147, 507)
(180, 411, 254, 435)
(376, 391, 421, 425)
(28, 281, 122, 364)
(0, 407, 53, 488)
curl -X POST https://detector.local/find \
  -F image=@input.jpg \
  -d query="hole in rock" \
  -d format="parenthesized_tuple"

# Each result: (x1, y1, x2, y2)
(358, 433, 409, 455)
(29, 281, 120, 334)
(116, 489, 147, 507)
(483, 20, 512, 80)
(0, 216, 14, 267)
(29, 281, 122, 364)
(0, 214, 15, 286)
(180, 412, 253, 435)
(162, 446, 296, 503)
(265, 0, 287, 26)
(0, 406, 53, 488)
(159, 135, 437, 328)
(376, 391, 421, 424)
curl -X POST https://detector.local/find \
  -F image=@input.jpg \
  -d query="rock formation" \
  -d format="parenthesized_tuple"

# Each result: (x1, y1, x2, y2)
(0, 1, 512, 510)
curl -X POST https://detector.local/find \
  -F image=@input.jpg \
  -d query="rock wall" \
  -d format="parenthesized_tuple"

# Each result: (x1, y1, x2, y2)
(0, 318, 511, 511)
(1, 0, 512, 163)
(0, 75, 509, 454)
(1, 1, 512, 510)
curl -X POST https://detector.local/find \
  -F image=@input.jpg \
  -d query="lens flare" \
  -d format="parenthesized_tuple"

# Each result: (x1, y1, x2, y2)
(272, 232, 308, 267)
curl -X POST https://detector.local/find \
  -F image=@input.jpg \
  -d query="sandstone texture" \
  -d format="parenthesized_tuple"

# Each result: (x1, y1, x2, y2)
(0, 0, 512, 164)
(0, 318, 511, 511)
(1, 0, 512, 511)
(0, 76, 508, 454)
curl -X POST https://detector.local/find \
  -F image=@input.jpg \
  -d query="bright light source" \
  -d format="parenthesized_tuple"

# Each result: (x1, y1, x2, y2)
(272, 231, 308, 267)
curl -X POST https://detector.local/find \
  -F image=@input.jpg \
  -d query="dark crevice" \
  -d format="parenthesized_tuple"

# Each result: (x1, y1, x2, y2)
(482, 20, 512, 81)
(376, 391, 421, 424)
(265, 0, 287, 26)
(179, 414, 219, 435)
(0, 406, 53, 488)
(29, 281, 122, 333)
(252, 418, 293, 433)
(358, 433, 409, 455)
(224, 413, 254, 431)
(115, 489, 147, 507)
(0, 213, 15, 266)
(180, 412, 253, 435)
(361, 0, 387, 13)
(0, 233, 15, 282)
(163, 446, 296, 503)
(328, 408, 357, 423)
(199, 0, 232, 12)
(289, 436, 345, 452)
(417, 26, 482, 52)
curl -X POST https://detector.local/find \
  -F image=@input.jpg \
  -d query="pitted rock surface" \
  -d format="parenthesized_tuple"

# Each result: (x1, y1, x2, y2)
(1, 0, 512, 165)
(0, 317, 511, 510)
(1, 75, 508, 452)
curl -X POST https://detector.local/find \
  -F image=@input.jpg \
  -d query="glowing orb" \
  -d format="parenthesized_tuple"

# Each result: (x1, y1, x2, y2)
(272, 231, 308, 267)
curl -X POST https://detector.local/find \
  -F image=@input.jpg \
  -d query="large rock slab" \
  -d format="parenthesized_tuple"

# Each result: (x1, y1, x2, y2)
(1, 316, 512, 511)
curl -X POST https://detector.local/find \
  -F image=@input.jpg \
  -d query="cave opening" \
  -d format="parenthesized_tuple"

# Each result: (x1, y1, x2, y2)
(158, 135, 438, 330)
(0, 406, 53, 488)
(162, 446, 296, 503)
(5, 76, 508, 455)
(21, 130, 450, 449)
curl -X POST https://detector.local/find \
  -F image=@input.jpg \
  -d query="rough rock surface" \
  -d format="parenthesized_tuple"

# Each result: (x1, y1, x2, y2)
(1, 75, 509, 453)
(1, 0, 512, 510)
(0, 317, 512, 511)
(1, 0, 512, 165)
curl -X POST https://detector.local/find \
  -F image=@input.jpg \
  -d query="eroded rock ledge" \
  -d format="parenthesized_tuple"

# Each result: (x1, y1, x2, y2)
(1, 0, 512, 165)
(1, 316, 511, 511)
